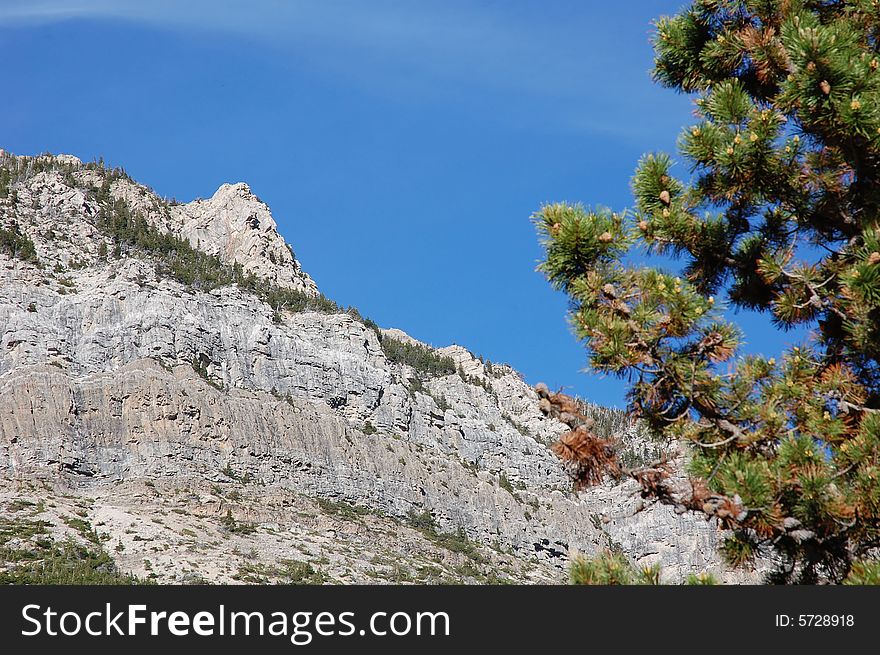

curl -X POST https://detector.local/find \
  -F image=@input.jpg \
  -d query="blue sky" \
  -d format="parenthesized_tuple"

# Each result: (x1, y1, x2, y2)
(0, 1, 808, 408)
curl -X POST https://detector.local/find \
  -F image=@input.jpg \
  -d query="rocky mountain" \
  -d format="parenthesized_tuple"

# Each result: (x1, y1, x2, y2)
(0, 150, 749, 584)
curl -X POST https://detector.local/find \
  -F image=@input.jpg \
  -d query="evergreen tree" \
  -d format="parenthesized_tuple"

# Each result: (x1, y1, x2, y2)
(535, 0, 880, 584)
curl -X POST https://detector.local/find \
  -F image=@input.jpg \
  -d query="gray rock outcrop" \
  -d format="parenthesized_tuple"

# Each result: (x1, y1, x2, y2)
(0, 151, 752, 583)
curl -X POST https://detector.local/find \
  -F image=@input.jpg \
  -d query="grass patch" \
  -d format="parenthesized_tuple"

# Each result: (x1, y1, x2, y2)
(233, 559, 328, 585)
(6, 499, 38, 513)
(497, 474, 515, 495)
(62, 516, 102, 545)
(0, 516, 147, 585)
(222, 465, 254, 485)
(0, 221, 39, 263)
(376, 333, 456, 378)
(316, 498, 374, 521)
(220, 510, 257, 535)
(405, 510, 485, 563)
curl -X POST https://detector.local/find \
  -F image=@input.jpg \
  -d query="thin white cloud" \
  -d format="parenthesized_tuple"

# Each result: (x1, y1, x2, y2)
(0, 0, 135, 23)
(0, 0, 685, 137)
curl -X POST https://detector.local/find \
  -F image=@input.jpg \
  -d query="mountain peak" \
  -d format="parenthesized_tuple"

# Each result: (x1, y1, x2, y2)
(0, 150, 318, 296)
(176, 180, 318, 296)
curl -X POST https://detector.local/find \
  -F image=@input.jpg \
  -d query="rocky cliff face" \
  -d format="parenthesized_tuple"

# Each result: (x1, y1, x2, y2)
(0, 150, 749, 583)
